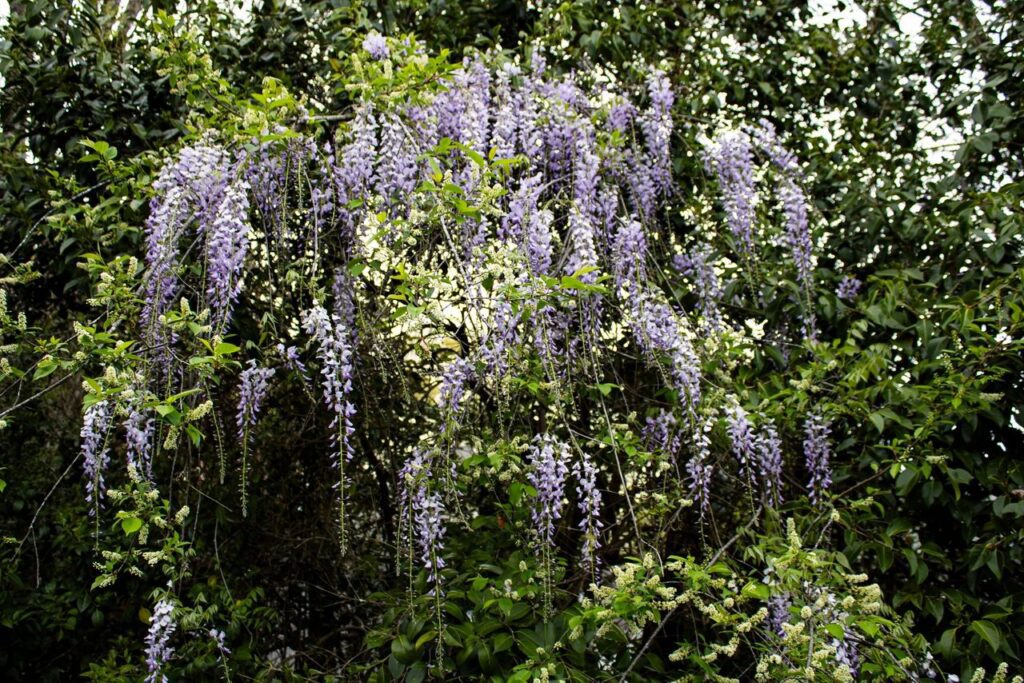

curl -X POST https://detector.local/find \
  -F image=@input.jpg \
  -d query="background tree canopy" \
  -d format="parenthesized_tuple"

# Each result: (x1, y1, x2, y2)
(0, 1, 1022, 681)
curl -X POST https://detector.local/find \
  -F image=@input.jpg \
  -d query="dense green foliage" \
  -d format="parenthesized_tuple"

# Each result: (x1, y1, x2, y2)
(1, 1, 1022, 681)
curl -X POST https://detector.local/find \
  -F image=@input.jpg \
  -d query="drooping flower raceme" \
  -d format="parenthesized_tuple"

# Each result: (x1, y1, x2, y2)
(757, 419, 784, 507)
(398, 449, 446, 590)
(704, 130, 756, 254)
(205, 179, 251, 331)
(439, 356, 474, 423)
(804, 412, 833, 505)
(674, 247, 724, 332)
(640, 67, 674, 194)
(632, 293, 702, 419)
(687, 414, 715, 519)
(376, 113, 419, 208)
(302, 304, 357, 541)
(573, 450, 603, 576)
(125, 404, 155, 479)
(726, 403, 757, 484)
(236, 360, 275, 442)
(643, 409, 680, 460)
(527, 434, 571, 549)
(837, 275, 862, 301)
(81, 399, 113, 514)
(612, 218, 648, 290)
(301, 305, 356, 462)
(144, 599, 176, 683)
(362, 32, 389, 60)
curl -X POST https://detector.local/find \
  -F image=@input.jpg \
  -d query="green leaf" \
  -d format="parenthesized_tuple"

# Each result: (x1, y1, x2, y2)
(391, 634, 418, 665)
(33, 359, 58, 380)
(121, 517, 143, 534)
(970, 619, 1001, 654)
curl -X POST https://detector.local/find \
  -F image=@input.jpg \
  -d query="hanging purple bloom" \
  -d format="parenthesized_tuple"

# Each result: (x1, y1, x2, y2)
(461, 56, 491, 156)
(491, 62, 522, 160)
(640, 68, 674, 194)
(80, 399, 112, 514)
(778, 179, 813, 289)
(125, 404, 155, 479)
(144, 599, 176, 683)
(612, 218, 647, 290)
(362, 32, 389, 60)
(399, 449, 446, 590)
(573, 131, 601, 219)
(632, 293, 702, 418)
(236, 360, 275, 442)
(608, 101, 638, 132)
(301, 305, 356, 462)
(674, 246, 724, 331)
(757, 420, 784, 507)
(415, 490, 446, 589)
(573, 451, 603, 576)
(524, 208, 555, 276)
(140, 187, 186, 335)
(837, 275, 862, 301)
(687, 415, 715, 519)
(624, 150, 659, 219)
(527, 434, 570, 549)
(726, 404, 757, 483)
(302, 304, 357, 543)
(750, 119, 800, 177)
(205, 180, 251, 330)
(832, 628, 861, 678)
(704, 130, 756, 254)
(439, 356, 474, 419)
(375, 113, 418, 207)
(643, 409, 680, 459)
(275, 343, 309, 380)
(804, 412, 832, 505)
(501, 173, 542, 243)
(339, 102, 377, 200)
(767, 594, 792, 636)
(565, 206, 599, 282)
(480, 300, 520, 381)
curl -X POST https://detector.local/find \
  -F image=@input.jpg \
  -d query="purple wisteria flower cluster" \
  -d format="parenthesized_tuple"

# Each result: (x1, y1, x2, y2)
(144, 599, 176, 683)
(81, 399, 113, 514)
(398, 449, 447, 590)
(837, 274, 862, 301)
(804, 412, 833, 505)
(302, 304, 357, 540)
(124, 403, 155, 479)
(573, 450, 603, 577)
(527, 434, 571, 550)
(97, 44, 859, 639)
(703, 119, 821, 339)
(236, 360, 275, 442)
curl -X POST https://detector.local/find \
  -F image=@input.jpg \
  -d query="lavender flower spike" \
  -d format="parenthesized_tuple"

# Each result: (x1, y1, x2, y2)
(527, 434, 570, 549)
(573, 450, 603, 576)
(837, 275, 862, 301)
(144, 599, 176, 683)
(804, 412, 833, 505)
(726, 403, 757, 483)
(757, 419, 784, 507)
(236, 360, 275, 441)
(205, 179, 251, 331)
(362, 32, 389, 60)
(687, 414, 715, 519)
(80, 399, 113, 514)
(704, 130, 756, 254)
